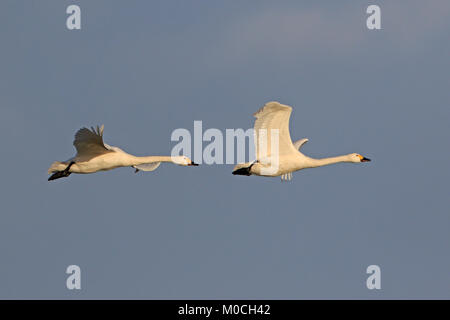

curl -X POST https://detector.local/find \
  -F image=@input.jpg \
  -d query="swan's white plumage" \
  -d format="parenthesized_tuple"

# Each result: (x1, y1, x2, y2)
(48, 125, 197, 178)
(233, 101, 371, 180)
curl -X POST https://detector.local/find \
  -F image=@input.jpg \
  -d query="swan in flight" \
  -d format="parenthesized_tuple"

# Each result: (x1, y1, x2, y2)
(232, 101, 371, 180)
(48, 125, 198, 181)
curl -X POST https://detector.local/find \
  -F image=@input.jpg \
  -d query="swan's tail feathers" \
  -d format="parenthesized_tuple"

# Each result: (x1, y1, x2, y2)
(232, 162, 253, 176)
(48, 161, 67, 174)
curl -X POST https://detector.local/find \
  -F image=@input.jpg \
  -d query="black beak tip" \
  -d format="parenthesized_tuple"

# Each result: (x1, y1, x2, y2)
(362, 157, 371, 162)
(191, 162, 199, 166)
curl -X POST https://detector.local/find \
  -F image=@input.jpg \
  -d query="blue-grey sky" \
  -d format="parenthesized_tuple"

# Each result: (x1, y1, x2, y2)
(0, 0, 449, 299)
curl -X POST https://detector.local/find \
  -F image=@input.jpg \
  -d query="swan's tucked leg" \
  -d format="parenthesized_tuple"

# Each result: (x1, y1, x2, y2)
(48, 162, 75, 181)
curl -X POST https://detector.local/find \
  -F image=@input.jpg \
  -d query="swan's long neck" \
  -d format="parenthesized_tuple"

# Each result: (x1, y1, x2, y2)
(305, 154, 352, 168)
(132, 156, 174, 165)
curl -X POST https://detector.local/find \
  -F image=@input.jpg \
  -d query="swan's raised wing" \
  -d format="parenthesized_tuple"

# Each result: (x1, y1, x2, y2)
(133, 162, 161, 172)
(293, 138, 308, 151)
(253, 101, 297, 159)
(73, 125, 113, 161)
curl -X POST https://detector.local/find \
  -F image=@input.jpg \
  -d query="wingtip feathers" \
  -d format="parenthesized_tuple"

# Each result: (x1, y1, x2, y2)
(253, 101, 293, 118)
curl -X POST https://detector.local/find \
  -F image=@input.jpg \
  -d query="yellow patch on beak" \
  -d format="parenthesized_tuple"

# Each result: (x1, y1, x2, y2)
(357, 154, 364, 160)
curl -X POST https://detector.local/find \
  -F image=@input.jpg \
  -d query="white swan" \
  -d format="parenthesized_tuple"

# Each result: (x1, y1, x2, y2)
(232, 101, 370, 180)
(48, 125, 198, 181)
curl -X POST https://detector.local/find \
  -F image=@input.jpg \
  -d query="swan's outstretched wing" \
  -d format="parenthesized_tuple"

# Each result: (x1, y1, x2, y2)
(73, 125, 113, 161)
(253, 101, 297, 158)
(133, 162, 161, 172)
(293, 138, 309, 151)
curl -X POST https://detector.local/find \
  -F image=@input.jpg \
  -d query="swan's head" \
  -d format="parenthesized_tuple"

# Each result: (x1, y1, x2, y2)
(350, 153, 371, 163)
(172, 156, 199, 166)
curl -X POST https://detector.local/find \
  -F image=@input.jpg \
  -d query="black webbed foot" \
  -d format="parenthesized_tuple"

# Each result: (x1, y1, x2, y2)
(48, 162, 75, 181)
(232, 161, 258, 176)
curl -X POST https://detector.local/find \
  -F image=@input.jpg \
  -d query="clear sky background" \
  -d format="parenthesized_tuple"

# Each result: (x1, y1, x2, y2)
(0, 0, 449, 299)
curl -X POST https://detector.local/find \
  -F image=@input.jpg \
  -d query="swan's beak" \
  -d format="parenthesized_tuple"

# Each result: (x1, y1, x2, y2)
(361, 156, 371, 162)
(189, 161, 199, 166)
